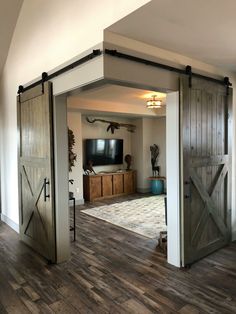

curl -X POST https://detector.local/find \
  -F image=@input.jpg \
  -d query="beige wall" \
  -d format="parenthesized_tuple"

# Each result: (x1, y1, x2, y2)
(131, 118, 144, 190)
(152, 118, 166, 178)
(68, 113, 133, 202)
(131, 117, 166, 192)
(67, 111, 83, 204)
(68, 110, 166, 201)
(0, 0, 150, 227)
(82, 115, 132, 171)
(67, 94, 165, 201)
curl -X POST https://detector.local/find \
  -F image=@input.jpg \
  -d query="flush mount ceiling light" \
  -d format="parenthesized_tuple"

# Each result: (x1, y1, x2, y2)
(146, 95, 162, 109)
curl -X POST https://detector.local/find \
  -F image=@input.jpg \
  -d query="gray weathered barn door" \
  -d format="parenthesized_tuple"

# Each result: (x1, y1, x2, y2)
(180, 76, 232, 266)
(17, 82, 56, 263)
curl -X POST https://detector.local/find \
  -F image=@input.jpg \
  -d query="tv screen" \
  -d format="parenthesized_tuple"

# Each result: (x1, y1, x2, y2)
(85, 139, 123, 166)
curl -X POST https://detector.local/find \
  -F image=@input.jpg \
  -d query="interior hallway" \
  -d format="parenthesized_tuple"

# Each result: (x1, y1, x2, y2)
(0, 211, 236, 313)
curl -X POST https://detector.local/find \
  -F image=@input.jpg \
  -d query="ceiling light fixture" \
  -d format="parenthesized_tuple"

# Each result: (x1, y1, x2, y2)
(146, 95, 162, 109)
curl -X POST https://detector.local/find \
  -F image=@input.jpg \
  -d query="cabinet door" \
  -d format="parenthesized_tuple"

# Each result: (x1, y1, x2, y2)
(124, 171, 134, 194)
(102, 175, 113, 197)
(113, 174, 124, 195)
(90, 176, 102, 200)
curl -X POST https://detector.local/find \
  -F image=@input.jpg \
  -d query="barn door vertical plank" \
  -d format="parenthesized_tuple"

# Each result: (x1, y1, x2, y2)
(180, 76, 232, 265)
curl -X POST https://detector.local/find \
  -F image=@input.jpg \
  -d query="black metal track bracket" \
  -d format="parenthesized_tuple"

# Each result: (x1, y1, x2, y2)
(224, 76, 231, 96)
(105, 48, 232, 88)
(17, 49, 102, 94)
(17, 85, 24, 94)
(17, 48, 232, 98)
(41, 72, 48, 93)
(92, 49, 101, 56)
(185, 65, 192, 88)
(105, 48, 184, 73)
(17, 85, 24, 102)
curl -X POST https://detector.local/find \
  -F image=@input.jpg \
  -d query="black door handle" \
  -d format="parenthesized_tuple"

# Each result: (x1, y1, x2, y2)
(44, 178, 50, 202)
(184, 179, 191, 200)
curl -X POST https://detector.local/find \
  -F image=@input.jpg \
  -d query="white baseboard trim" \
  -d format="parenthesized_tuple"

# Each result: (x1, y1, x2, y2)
(69, 198, 84, 206)
(1, 214, 19, 233)
(137, 187, 151, 193)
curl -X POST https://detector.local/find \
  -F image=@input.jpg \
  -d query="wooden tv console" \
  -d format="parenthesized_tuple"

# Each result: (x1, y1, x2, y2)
(83, 170, 136, 202)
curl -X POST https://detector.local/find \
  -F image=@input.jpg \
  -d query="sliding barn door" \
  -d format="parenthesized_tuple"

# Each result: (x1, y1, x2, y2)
(17, 82, 56, 262)
(180, 77, 232, 266)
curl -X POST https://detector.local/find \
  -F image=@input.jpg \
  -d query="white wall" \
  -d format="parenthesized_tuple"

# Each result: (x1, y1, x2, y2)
(131, 117, 166, 193)
(152, 118, 166, 178)
(53, 95, 70, 262)
(0, 0, 150, 227)
(131, 118, 144, 191)
(166, 92, 181, 267)
(67, 111, 83, 204)
(143, 118, 154, 189)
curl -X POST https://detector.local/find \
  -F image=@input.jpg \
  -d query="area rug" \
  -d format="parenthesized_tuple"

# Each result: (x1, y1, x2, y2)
(81, 195, 166, 239)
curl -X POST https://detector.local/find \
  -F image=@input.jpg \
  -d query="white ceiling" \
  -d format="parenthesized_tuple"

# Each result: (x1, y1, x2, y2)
(0, 0, 23, 74)
(72, 84, 166, 105)
(69, 84, 166, 118)
(107, 0, 236, 71)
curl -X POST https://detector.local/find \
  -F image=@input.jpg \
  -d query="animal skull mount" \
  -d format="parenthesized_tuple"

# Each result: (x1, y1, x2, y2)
(86, 117, 136, 134)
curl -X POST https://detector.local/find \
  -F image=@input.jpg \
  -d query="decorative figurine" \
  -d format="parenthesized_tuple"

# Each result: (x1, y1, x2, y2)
(150, 144, 160, 177)
(83, 160, 96, 175)
(124, 154, 132, 171)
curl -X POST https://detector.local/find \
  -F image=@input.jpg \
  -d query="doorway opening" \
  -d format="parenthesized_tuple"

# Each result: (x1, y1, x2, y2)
(67, 83, 169, 257)
(16, 41, 232, 268)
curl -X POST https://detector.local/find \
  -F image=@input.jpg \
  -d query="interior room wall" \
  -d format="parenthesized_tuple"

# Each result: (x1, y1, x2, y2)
(131, 118, 144, 190)
(82, 115, 132, 173)
(67, 111, 83, 203)
(0, 0, 150, 228)
(152, 117, 166, 178)
(67, 111, 166, 202)
(131, 117, 166, 193)
(68, 113, 133, 203)
(142, 118, 155, 191)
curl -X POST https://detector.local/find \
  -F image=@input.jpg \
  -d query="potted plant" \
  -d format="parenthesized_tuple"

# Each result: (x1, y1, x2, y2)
(68, 128, 77, 199)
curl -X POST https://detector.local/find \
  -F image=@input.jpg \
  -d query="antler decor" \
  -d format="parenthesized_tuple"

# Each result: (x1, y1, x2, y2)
(86, 117, 136, 134)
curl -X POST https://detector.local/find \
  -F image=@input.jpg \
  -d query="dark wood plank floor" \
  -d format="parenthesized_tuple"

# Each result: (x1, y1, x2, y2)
(0, 197, 236, 313)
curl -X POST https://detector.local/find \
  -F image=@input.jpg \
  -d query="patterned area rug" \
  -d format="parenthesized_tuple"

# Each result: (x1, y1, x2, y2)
(81, 195, 166, 239)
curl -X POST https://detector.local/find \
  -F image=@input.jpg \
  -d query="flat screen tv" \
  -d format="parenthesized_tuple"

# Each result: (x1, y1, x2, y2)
(85, 139, 123, 166)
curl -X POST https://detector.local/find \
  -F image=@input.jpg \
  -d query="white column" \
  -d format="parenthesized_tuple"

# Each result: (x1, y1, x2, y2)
(53, 95, 70, 263)
(166, 92, 181, 267)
